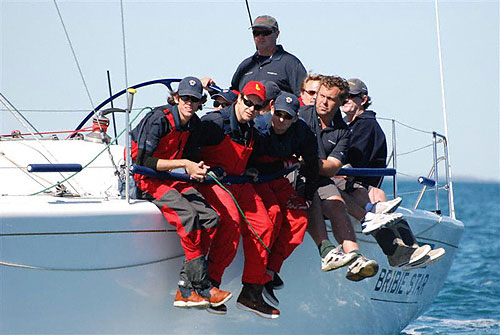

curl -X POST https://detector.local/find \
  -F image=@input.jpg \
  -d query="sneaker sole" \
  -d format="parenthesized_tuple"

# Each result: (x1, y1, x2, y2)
(362, 213, 404, 234)
(346, 261, 379, 282)
(210, 293, 233, 308)
(173, 301, 210, 309)
(263, 288, 279, 307)
(321, 253, 358, 272)
(206, 306, 227, 315)
(377, 197, 403, 214)
(236, 302, 280, 319)
(402, 248, 446, 271)
(409, 245, 432, 265)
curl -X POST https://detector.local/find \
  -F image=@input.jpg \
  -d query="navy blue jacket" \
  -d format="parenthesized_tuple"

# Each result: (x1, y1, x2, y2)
(231, 45, 307, 96)
(347, 110, 387, 187)
(251, 112, 319, 200)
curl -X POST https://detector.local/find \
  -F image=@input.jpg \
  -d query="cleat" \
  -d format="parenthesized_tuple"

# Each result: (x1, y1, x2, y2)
(321, 245, 358, 272)
(362, 212, 404, 234)
(263, 281, 279, 306)
(346, 255, 379, 282)
(236, 284, 280, 319)
(173, 288, 210, 309)
(372, 197, 403, 214)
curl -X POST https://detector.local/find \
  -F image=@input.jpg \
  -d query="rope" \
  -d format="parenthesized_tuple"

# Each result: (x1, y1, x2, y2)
(397, 143, 434, 157)
(53, 0, 94, 109)
(29, 107, 153, 196)
(207, 172, 271, 253)
(378, 117, 434, 135)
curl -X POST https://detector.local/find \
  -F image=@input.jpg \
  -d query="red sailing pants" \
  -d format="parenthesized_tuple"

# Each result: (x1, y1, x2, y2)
(197, 183, 273, 285)
(137, 178, 218, 261)
(253, 178, 308, 274)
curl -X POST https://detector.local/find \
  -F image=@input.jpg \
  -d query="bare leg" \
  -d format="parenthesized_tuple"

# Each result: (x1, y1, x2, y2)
(368, 186, 387, 203)
(339, 190, 367, 221)
(321, 195, 359, 253)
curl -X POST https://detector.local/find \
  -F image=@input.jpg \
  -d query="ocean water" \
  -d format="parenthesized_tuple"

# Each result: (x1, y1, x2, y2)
(388, 180, 500, 335)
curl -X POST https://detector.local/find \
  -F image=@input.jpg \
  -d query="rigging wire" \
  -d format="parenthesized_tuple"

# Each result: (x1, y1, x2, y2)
(0, 93, 43, 137)
(53, 0, 95, 109)
(120, 0, 129, 89)
(244, 0, 253, 26)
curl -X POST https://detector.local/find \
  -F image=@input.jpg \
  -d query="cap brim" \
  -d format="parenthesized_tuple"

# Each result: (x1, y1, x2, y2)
(178, 90, 202, 99)
(276, 108, 296, 117)
(250, 24, 274, 30)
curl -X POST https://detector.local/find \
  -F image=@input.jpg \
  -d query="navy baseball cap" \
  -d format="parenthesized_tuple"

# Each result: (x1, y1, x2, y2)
(178, 76, 203, 99)
(212, 89, 238, 104)
(262, 80, 281, 102)
(347, 78, 368, 95)
(274, 92, 299, 117)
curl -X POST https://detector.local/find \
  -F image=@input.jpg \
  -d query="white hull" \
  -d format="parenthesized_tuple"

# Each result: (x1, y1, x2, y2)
(0, 140, 463, 334)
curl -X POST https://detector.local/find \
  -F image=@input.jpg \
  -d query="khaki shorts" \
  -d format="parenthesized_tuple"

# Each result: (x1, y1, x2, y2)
(317, 177, 365, 200)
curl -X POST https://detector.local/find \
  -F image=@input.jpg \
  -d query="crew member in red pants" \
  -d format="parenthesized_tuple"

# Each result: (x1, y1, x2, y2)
(130, 76, 231, 309)
(251, 91, 319, 306)
(196, 81, 279, 319)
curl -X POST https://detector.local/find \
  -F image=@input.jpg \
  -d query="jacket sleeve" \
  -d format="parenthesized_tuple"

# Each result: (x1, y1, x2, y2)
(134, 111, 170, 169)
(288, 58, 307, 97)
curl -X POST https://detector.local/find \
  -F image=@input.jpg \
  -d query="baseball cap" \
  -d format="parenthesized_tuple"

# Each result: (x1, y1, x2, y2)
(262, 80, 281, 102)
(274, 92, 299, 117)
(212, 89, 238, 104)
(347, 78, 368, 95)
(178, 76, 203, 99)
(251, 15, 279, 30)
(241, 81, 266, 101)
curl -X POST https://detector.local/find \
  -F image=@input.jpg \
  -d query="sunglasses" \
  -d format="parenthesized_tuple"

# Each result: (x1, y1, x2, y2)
(274, 110, 294, 120)
(348, 93, 362, 99)
(213, 100, 230, 108)
(242, 96, 264, 111)
(180, 95, 201, 103)
(252, 29, 274, 37)
(304, 90, 317, 96)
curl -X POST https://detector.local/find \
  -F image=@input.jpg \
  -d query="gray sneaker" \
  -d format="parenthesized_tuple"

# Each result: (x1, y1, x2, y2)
(346, 255, 379, 281)
(321, 245, 358, 272)
(372, 197, 402, 214)
(362, 212, 404, 234)
(388, 239, 431, 267)
(402, 248, 446, 271)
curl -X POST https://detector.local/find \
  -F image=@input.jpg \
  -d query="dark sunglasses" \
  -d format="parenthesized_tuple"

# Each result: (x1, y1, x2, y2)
(348, 93, 362, 99)
(242, 96, 264, 111)
(213, 100, 230, 108)
(304, 90, 317, 96)
(252, 29, 274, 37)
(180, 95, 201, 103)
(274, 110, 294, 120)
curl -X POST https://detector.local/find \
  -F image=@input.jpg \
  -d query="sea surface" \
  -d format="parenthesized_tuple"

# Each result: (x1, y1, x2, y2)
(387, 180, 500, 335)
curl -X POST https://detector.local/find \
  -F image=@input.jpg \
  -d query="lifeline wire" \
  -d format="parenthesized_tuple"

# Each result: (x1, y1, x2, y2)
(207, 172, 271, 253)
(29, 107, 153, 196)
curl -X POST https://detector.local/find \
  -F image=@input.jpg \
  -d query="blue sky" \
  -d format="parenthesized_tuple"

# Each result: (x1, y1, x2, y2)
(1, 0, 499, 182)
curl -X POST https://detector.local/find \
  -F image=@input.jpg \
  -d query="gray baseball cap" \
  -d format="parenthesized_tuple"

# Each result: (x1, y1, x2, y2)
(347, 78, 368, 95)
(262, 80, 281, 102)
(251, 15, 279, 30)
(178, 76, 203, 99)
(274, 92, 299, 117)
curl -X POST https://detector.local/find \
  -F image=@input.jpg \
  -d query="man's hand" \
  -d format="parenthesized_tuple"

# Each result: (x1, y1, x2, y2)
(185, 160, 210, 183)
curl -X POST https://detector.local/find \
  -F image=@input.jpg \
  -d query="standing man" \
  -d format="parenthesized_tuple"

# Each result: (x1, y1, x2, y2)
(131, 76, 232, 309)
(299, 76, 402, 281)
(231, 15, 307, 97)
(196, 81, 280, 319)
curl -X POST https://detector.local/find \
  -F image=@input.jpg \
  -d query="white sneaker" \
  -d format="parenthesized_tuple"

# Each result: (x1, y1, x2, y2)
(321, 245, 358, 272)
(402, 248, 446, 271)
(372, 197, 403, 214)
(346, 255, 379, 281)
(362, 212, 404, 234)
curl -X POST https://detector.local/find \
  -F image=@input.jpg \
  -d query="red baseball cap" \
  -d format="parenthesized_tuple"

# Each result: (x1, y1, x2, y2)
(241, 81, 266, 101)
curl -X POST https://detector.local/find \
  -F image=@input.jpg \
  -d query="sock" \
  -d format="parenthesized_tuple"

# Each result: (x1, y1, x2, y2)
(319, 240, 335, 258)
(365, 202, 375, 213)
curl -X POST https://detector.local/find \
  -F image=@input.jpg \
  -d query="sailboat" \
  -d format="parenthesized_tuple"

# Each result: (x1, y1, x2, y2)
(0, 1, 464, 334)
